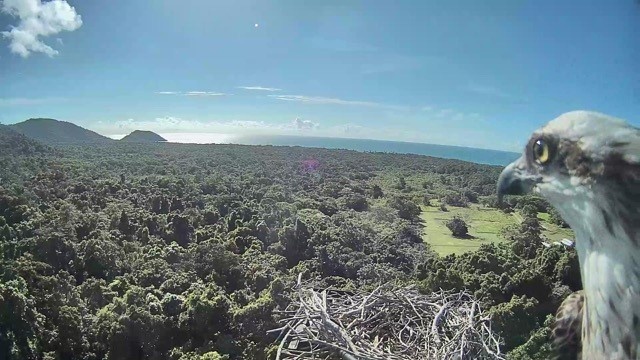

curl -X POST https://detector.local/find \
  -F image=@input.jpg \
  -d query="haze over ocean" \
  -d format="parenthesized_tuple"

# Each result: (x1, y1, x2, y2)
(110, 133, 519, 166)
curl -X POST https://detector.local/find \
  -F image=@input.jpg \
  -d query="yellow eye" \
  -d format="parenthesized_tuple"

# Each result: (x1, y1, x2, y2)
(532, 139, 550, 164)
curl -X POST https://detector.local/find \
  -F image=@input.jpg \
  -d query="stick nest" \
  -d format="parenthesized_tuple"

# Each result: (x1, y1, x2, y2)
(270, 274, 505, 360)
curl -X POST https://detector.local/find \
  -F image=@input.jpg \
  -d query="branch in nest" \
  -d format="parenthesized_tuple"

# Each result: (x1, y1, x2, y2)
(271, 274, 505, 360)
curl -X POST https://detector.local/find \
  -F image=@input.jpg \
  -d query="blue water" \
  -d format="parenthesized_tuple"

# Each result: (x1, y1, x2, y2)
(230, 134, 519, 166)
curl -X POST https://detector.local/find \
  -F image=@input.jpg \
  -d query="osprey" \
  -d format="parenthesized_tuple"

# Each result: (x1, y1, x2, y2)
(497, 111, 640, 359)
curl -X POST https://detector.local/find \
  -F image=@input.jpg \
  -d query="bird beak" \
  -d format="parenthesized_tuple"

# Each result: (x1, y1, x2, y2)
(497, 156, 537, 203)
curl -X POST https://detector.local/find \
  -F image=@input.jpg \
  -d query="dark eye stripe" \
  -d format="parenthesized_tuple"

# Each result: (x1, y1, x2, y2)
(609, 141, 629, 148)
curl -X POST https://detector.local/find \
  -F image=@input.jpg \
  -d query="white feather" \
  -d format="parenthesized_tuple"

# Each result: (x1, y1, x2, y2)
(542, 110, 639, 163)
(505, 110, 640, 358)
(552, 189, 640, 359)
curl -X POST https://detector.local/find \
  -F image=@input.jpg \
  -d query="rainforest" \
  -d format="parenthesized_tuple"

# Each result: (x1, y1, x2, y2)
(0, 124, 579, 360)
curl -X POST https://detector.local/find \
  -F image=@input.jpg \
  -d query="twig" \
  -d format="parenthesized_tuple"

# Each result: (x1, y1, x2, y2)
(272, 274, 505, 360)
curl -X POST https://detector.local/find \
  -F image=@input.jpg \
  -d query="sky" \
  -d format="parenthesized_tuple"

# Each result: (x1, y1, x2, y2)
(0, 0, 639, 151)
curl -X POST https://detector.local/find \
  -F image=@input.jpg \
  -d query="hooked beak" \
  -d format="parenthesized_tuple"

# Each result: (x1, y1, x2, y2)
(497, 157, 537, 203)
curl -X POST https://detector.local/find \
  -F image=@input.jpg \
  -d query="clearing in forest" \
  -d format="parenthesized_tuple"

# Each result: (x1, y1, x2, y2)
(420, 204, 574, 256)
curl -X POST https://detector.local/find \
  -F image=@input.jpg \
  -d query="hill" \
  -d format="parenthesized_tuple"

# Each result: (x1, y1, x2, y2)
(0, 124, 50, 156)
(120, 130, 167, 142)
(10, 118, 113, 144)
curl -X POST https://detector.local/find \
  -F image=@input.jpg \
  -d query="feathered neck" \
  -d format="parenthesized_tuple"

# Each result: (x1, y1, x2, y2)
(564, 198, 640, 359)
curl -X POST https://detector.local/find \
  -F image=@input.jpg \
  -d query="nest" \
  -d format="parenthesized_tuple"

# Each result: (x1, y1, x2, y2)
(269, 274, 505, 360)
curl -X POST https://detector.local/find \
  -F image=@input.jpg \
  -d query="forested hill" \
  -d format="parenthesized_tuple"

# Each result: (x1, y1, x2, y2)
(0, 141, 579, 359)
(0, 124, 50, 156)
(120, 130, 167, 142)
(10, 118, 114, 144)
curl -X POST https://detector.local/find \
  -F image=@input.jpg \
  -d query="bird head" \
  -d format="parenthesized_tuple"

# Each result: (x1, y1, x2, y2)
(497, 111, 639, 240)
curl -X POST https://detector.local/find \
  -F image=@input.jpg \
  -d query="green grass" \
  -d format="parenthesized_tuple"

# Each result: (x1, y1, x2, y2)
(420, 205, 575, 256)
(537, 212, 574, 243)
(420, 204, 513, 256)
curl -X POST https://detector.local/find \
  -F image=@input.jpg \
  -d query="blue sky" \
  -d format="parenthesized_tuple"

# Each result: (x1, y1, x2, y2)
(1, 0, 639, 151)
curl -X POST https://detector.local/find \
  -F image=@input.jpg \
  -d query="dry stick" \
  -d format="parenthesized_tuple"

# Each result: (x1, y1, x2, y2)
(276, 328, 293, 360)
(274, 276, 503, 360)
(431, 300, 452, 344)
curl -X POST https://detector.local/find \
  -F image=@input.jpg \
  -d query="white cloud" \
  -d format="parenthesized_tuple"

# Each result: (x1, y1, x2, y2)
(421, 105, 484, 124)
(268, 94, 408, 111)
(96, 116, 320, 135)
(435, 108, 455, 118)
(237, 86, 282, 92)
(292, 117, 318, 131)
(226, 120, 271, 128)
(154, 91, 228, 96)
(184, 91, 227, 97)
(91, 114, 324, 139)
(330, 123, 365, 136)
(269, 94, 377, 107)
(1, 0, 83, 58)
(91, 113, 512, 150)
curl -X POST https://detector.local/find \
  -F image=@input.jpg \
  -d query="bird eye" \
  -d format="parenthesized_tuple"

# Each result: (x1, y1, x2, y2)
(532, 138, 551, 165)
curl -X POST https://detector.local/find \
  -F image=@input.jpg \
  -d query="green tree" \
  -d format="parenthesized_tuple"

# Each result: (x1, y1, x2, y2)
(488, 295, 540, 352)
(0, 278, 41, 360)
(371, 184, 384, 199)
(388, 196, 420, 221)
(548, 207, 569, 228)
(82, 236, 125, 280)
(446, 216, 468, 237)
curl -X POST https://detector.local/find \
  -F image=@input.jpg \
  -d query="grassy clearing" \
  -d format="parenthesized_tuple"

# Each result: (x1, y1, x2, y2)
(537, 212, 574, 243)
(420, 205, 575, 256)
(420, 204, 513, 256)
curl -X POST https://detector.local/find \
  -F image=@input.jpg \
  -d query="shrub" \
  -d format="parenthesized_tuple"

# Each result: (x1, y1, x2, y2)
(446, 216, 468, 237)
(388, 196, 421, 220)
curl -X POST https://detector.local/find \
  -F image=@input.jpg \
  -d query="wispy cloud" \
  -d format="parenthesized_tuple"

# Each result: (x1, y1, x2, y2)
(237, 86, 282, 92)
(330, 123, 365, 136)
(269, 94, 378, 107)
(94, 111, 509, 150)
(422, 105, 484, 123)
(0, 97, 68, 106)
(155, 91, 228, 97)
(97, 116, 320, 135)
(1, 0, 83, 58)
(268, 94, 408, 111)
(184, 91, 227, 97)
(108, 117, 269, 133)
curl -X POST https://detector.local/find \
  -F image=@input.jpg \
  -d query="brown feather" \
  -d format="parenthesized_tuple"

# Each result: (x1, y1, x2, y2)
(553, 290, 584, 360)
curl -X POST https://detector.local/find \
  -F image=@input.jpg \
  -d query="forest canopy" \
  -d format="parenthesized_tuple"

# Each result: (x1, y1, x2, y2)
(0, 134, 578, 359)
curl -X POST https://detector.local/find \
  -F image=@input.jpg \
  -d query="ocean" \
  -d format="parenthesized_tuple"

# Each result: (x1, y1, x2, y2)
(154, 133, 519, 166)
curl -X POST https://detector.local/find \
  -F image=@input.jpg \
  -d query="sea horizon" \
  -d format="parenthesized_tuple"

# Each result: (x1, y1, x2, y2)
(108, 132, 519, 166)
